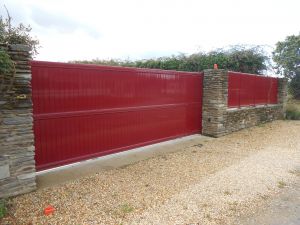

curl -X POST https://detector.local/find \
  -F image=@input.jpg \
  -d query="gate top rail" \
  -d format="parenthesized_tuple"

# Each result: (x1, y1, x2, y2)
(228, 71, 278, 78)
(30, 60, 203, 76)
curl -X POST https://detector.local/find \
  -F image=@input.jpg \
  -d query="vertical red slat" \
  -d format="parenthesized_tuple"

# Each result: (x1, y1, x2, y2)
(228, 73, 240, 107)
(269, 78, 278, 104)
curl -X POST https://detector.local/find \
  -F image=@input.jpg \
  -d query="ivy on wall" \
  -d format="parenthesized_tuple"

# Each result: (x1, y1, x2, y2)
(0, 48, 15, 93)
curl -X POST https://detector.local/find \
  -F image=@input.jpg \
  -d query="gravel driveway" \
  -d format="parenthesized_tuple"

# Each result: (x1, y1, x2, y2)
(2, 120, 300, 225)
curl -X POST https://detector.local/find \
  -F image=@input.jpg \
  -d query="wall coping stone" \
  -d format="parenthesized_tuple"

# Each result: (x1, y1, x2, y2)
(226, 104, 282, 112)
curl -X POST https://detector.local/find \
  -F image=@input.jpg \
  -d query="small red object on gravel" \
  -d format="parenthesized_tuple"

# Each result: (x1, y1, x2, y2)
(44, 205, 55, 216)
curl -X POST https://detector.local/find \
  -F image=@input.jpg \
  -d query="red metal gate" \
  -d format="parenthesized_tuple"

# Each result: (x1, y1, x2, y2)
(228, 72, 278, 108)
(31, 61, 203, 171)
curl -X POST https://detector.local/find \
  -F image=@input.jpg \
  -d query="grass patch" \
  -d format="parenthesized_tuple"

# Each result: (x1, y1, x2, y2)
(204, 213, 212, 221)
(259, 194, 270, 200)
(289, 169, 300, 176)
(228, 201, 238, 206)
(278, 181, 287, 189)
(113, 203, 134, 218)
(286, 107, 300, 120)
(286, 98, 300, 120)
(120, 204, 134, 214)
(258, 123, 267, 127)
(228, 201, 238, 211)
(202, 203, 209, 208)
(224, 191, 232, 195)
(0, 199, 7, 219)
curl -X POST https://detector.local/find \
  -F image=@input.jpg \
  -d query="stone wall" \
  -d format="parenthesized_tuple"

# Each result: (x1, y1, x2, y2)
(0, 44, 36, 198)
(202, 69, 287, 137)
(0, 51, 288, 198)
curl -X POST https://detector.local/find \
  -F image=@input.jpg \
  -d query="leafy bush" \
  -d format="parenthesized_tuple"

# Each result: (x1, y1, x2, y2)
(0, 199, 7, 219)
(0, 49, 14, 75)
(289, 73, 300, 100)
(0, 8, 39, 55)
(0, 49, 15, 92)
(0, 7, 36, 92)
(71, 45, 269, 74)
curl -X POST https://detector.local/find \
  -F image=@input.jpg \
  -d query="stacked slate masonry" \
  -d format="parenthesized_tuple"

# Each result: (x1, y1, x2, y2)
(0, 44, 36, 198)
(202, 69, 287, 137)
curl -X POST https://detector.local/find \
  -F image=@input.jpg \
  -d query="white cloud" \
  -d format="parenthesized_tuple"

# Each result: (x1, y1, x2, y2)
(1, 0, 299, 61)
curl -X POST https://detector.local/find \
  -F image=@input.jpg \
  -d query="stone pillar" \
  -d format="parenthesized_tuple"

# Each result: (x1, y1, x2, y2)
(0, 44, 36, 198)
(202, 69, 228, 137)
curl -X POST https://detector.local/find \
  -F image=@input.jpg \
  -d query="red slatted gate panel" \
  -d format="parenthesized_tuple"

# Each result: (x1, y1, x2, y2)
(31, 61, 203, 171)
(228, 72, 278, 108)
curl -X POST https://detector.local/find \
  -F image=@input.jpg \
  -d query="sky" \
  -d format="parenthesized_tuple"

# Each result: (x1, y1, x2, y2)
(1, 0, 299, 62)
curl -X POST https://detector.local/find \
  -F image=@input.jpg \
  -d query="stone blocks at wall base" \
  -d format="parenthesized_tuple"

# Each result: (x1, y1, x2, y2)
(0, 44, 36, 198)
(202, 69, 287, 137)
(224, 105, 283, 135)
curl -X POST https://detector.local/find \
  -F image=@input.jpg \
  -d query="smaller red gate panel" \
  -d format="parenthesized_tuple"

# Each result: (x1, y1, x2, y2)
(228, 72, 278, 108)
(31, 61, 203, 171)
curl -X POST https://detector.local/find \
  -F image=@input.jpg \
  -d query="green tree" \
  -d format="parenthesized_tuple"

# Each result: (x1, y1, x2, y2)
(273, 33, 300, 99)
(273, 34, 300, 79)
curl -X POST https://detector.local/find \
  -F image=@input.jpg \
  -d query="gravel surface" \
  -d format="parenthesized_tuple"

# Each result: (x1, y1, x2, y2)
(237, 175, 300, 225)
(1, 120, 300, 225)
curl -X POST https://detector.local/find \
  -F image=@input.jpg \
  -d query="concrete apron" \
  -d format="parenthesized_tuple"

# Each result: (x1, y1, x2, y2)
(36, 134, 212, 189)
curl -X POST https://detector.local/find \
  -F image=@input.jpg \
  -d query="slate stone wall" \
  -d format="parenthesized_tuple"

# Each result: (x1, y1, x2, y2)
(0, 44, 36, 198)
(202, 69, 287, 137)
